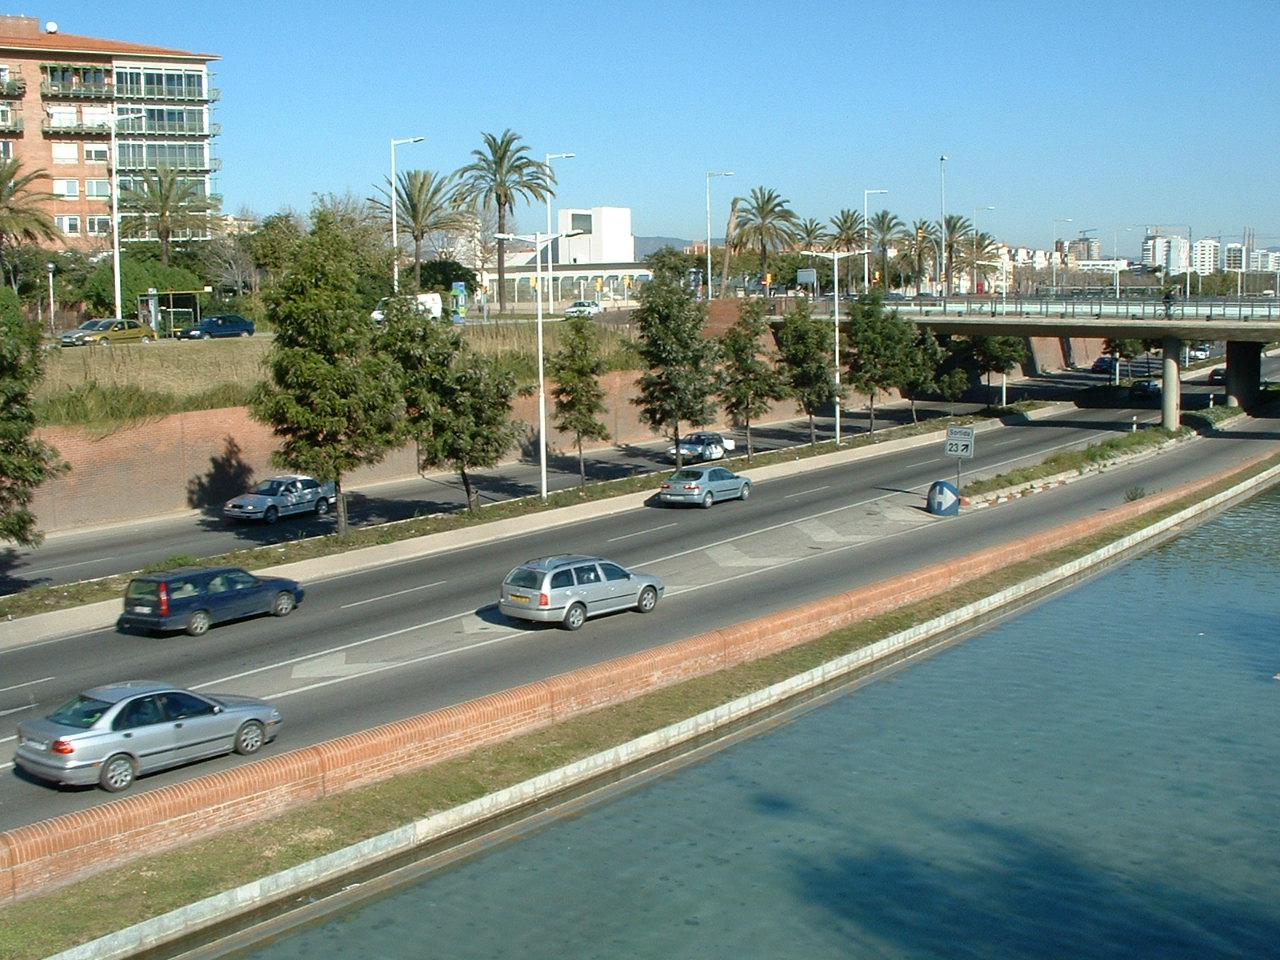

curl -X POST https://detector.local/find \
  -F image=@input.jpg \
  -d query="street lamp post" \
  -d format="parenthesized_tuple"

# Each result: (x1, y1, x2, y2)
(544, 152, 575, 314)
(863, 188, 887, 289)
(495, 229, 583, 501)
(1051, 218, 1072, 293)
(802, 249, 869, 446)
(971, 205, 994, 294)
(46, 261, 54, 334)
(1112, 227, 1133, 299)
(938, 155, 948, 295)
(706, 172, 734, 301)
(389, 137, 424, 295)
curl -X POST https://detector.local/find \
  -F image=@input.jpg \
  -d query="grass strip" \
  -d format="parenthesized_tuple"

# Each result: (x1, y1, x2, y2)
(2, 445, 1277, 960)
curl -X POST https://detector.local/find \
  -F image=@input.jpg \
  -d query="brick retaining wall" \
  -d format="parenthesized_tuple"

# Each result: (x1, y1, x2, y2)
(0, 457, 1238, 904)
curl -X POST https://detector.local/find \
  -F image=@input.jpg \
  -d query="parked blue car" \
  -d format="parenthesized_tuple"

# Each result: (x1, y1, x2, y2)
(117, 565, 304, 637)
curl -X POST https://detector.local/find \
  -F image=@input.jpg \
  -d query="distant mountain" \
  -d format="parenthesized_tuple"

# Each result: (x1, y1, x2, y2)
(635, 236, 702, 259)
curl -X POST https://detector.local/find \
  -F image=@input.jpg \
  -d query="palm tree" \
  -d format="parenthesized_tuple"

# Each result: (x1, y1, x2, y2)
(793, 217, 829, 252)
(732, 186, 798, 279)
(118, 166, 215, 266)
(867, 209, 904, 289)
(0, 158, 58, 290)
(901, 219, 938, 293)
(371, 169, 470, 290)
(965, 230, 1001, 294)
(457, 129, 553, 313)
(938, 214, 973, 296)
(828, 208, 865, 251)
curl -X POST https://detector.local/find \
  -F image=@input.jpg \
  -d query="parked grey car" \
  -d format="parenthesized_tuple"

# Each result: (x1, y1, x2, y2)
(499, 555, 664, 630)
(13, 680, 283, 792)
(666, 431, 736, 462)
(658, 465, 751, 508)
(224, 474, 336, 523)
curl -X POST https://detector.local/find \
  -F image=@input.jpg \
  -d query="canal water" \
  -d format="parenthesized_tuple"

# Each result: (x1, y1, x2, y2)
(222, 490, 1280, 960)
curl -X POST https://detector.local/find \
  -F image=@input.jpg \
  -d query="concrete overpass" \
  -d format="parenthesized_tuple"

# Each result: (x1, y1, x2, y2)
(908, 314, 1280, 430)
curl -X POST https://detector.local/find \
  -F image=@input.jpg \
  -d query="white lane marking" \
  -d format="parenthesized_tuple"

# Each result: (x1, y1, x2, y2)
(22, 557, 116, 576)
(609, 523, 677, 542)
(341, 580, 445, 608)
(0, 677, 53, 694)
(784, 485, 829, 499)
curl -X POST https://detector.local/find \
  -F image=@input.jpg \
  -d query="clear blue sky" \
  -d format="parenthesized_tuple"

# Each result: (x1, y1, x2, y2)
(57, 0, 1280, 258)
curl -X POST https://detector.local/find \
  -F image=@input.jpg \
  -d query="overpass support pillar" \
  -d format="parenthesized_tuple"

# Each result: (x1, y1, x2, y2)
(1161, 336, 1182, 431)
(1224, 340, 1262, 409)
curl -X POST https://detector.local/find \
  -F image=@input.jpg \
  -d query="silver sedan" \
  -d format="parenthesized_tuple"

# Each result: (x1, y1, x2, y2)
(658, 465, 752, 508)
(13, 680, 282, 792)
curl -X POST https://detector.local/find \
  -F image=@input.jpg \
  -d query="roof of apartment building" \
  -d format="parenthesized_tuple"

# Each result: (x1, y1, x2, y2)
(0, 15, 217, 61)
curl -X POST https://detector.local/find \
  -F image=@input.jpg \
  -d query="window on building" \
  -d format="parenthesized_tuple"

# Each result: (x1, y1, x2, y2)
(51, 142, 78, 165)
(82, 106, 110, 128)
(48, 105, 77, 129)
(86, 179, 111, 198)
(53, 179, 79, 198)
(55, 215, 80, 235)
(0, 141, 12, 160)
(570, 213, 593, 234)
(84, 143, 108, 163)
(87, 216, 112, 236)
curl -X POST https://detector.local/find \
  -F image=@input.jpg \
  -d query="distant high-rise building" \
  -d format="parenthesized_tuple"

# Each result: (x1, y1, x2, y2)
(1191, 238, 1220, 275)
(1224, 242, 1246, 271)
(1066, 236, 1101, 262)
(1142, 233, 1190, 274)
(0, 15, 220, 250)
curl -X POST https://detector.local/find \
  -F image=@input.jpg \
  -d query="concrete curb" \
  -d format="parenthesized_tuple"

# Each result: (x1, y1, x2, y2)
(46, 453, 1280, 960)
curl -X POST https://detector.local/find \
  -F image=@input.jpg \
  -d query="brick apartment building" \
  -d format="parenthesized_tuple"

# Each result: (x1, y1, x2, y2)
(0, 14, 219, 251)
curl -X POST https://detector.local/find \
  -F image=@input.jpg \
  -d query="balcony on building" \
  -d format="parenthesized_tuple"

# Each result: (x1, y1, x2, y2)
(0, 68, 25, 98)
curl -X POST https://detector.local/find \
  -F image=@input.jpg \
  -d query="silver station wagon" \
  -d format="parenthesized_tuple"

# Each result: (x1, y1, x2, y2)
(499, 555, 664, 631)
(13, 680, 283, 792)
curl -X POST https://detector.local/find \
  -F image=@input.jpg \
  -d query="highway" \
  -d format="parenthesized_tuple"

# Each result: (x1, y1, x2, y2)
(1, 383, 1275, 833)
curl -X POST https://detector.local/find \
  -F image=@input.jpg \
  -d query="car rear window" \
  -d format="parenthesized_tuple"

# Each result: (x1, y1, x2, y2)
(48, 694, 112, 729)
(670, 470, 702, 482)
(504, 568, 542, 590)
(126, 579, 160, 601)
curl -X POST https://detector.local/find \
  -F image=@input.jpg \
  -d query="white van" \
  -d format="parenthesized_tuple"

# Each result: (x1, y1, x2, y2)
(371, 292, 443, 322)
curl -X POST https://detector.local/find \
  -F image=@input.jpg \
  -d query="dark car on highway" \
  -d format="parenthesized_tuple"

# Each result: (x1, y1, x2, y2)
(1129, 378, 1162, 401)
(180, 314, 255, 339)
(117, 565, 304, 637)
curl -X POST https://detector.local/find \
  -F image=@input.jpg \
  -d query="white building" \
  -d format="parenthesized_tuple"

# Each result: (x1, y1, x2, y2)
(1142, 234, 1190, 274)
(556, 206, 636, 265)
(1192, 237, 1220, 275)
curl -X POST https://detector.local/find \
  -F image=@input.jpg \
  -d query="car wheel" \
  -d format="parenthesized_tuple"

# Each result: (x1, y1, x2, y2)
(272, 591, 295, 617)
(234, 720, 266, 755)
(636, 585, 658, 613)
(99, 753, 136, 792)
(563, 603, 587, 631)
(263, 505, 279, 524)
(739, 482, 751, 501)
(141, 336, 153, 343)
(315, 497, 330, 516)
(240, 330, 252, 337)
(186, 609, 212, 637)
(701, 491, 715, 509)
(201, 332, 212, 340)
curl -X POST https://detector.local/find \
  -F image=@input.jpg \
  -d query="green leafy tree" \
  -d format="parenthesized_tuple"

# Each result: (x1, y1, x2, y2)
(732, 186, 799, 278)
(717, 298, 786, 460)
(251, 209, 404, 536)
(81, 255, 200, 319)
(371, 169, 471, 291)
(418, 259, 478, 298)
(457, 130, 553, 313)
(774, 297, 835, 448)
(631, 274, 720, 467)
(845, 295, 917, 434)
(645, 245, 699, 282)
(897, 326, 946, 422)
(548, 314, 611, 488)
(970, 335, 1028, 405)
(937, 367, 970, 416)
(1103, 337, 1144, 379)
(118, 166, 216, 266)
(245, 211, 305, 287)
(0, 158, 58, 293)
(0, 288, 67, 545)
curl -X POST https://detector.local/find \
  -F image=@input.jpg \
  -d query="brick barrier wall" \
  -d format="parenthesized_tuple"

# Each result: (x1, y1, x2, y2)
(0, 456, 1240, 904)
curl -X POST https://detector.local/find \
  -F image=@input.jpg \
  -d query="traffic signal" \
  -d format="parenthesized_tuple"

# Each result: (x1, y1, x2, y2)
(765, 273, 773, 286)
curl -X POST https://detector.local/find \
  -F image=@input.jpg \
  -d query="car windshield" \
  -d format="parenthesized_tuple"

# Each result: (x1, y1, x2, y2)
(252, 480, 286, 496)
(48, 694, 113, 729)
(504, 567, 543, 589)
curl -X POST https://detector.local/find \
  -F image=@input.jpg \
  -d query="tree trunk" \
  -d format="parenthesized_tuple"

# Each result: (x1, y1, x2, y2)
(335, 481, 348, 538)
(577, 436, 586, 489)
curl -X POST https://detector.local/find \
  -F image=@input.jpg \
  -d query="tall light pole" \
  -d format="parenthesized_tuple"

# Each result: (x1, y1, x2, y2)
(706, 172, 734, 301)
(46, 261, 55, 334)
(544, 152, 575, 313)
(971, 205, 994, 294)
(803, 248, 869, 446)
(389, 136, 424, 295)
(863, 188, 887, 288)
(496, 229, 583, 501)
(1113, 227, 1133, 299)
(938, 156, 948, 295)
(1051, 217, 1072, 292)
